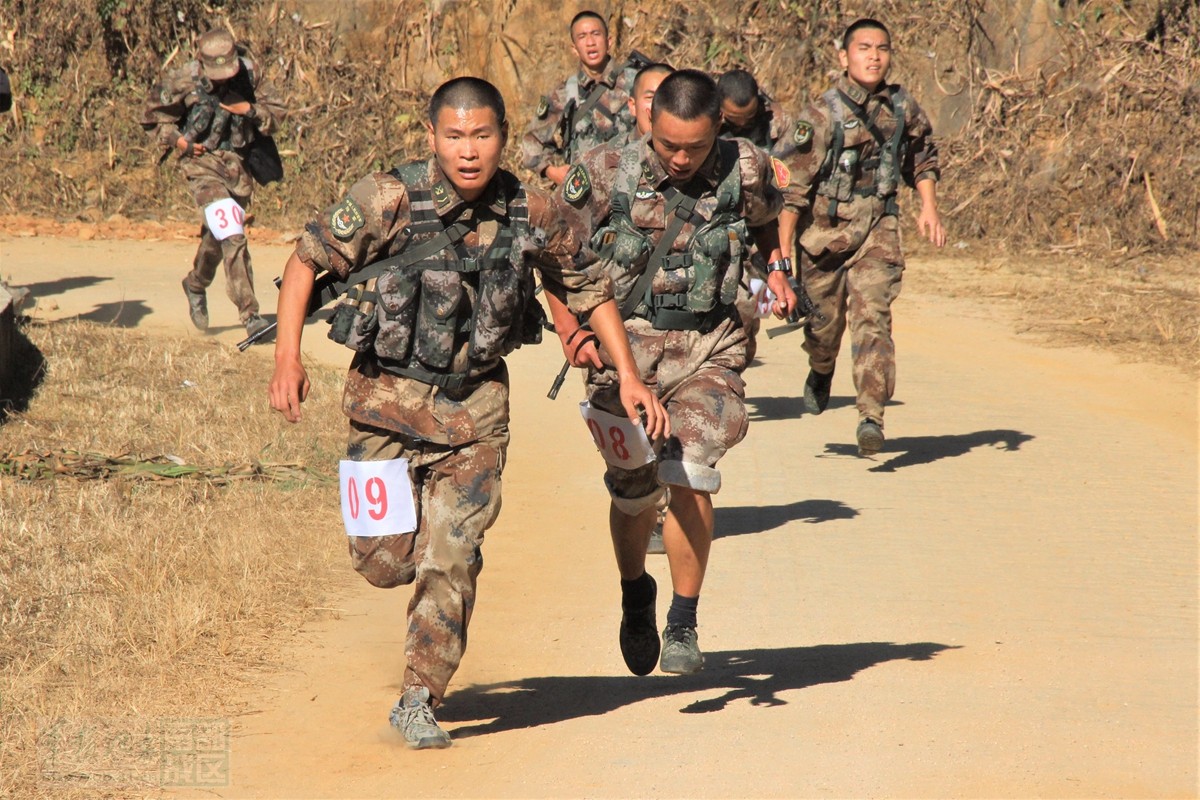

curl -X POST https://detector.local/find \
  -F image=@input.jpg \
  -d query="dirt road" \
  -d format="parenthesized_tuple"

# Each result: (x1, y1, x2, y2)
(3, 234, 1197, 798)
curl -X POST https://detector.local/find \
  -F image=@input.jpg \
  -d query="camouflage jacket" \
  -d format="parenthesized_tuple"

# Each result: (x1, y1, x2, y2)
(718, 95, 796, 152)
(296, 159, 610, 446)
(562, 136, 783, 319)
(772, 75, 939, 255)
(141, 50, 285, 155)
(520, 56, 638, 177)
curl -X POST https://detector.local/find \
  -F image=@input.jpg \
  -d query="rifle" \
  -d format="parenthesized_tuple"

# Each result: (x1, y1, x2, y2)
(766, 275, 825, 340)
(235, 270, 341, 351)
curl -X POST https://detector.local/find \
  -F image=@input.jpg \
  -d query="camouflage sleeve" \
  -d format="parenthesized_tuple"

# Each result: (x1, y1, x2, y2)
(769, 105, 797, 150)
(295, 172, 411, 280)
(520, 81, 569, 176)
(903, 96, 940, 187)
(140, 65, 197, 149)
(245, 55, 286, 136)
(736, 139, 784, 227)
(527, 187, 613, 315)
(771, 101, 830, 214)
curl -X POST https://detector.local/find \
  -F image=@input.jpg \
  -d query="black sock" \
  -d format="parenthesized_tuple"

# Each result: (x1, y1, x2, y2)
(666, 592, 699, 629)
(620, 572, 655, 609)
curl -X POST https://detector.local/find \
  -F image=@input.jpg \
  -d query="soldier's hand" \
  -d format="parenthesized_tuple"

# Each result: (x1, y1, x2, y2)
(918, 206, 947, 248)
(175, 136, 204, 156)
(766, 270, 797, 320)
(268, 358, 310, 423)
(545, 164, 570, 186)
(220, 100, 252, 116)
(619, 378, 670, 441)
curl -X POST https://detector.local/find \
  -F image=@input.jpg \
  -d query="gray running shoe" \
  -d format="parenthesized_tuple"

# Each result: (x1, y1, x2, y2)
(856, 418, 885, 456)
(803, 368, 833, 415)
(389, 686, 452, 750)
(182, 279, 208, 331)
(619, 574, 660, 676)
(659, 624, 704, 674)
(243, 313, 270, 338)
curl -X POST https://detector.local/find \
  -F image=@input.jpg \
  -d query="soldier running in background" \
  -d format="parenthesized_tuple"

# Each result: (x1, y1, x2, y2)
(717, 68, 795, 151)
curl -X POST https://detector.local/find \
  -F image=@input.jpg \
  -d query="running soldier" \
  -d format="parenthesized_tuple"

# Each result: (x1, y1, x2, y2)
(558, 70, 797, 676)
(267, 78, 666, 749)
(717, 68, 795, 151)
(142, 28, 286, 338)
(774, 18, 946, 454)
(520, 10, 646, 186)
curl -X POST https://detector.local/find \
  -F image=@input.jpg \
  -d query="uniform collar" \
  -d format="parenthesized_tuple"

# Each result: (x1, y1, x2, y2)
(639, 136, 723, 192)
(837, 74, 892, 107)
(578, 56, 619, 90)
(427, 159, 509, 218)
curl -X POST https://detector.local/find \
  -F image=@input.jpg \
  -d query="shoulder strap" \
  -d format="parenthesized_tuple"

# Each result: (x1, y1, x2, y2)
(618, 190, 698, 320)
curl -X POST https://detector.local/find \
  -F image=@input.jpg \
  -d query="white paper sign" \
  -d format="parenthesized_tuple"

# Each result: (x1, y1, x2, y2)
(749, 278, 775, 318)
(203, 197, 246, 241)
(579, 401, 656, 468)
(339, 457, 418, 538)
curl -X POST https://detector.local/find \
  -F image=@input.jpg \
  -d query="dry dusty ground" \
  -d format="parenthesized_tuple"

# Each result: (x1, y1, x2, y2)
(1, 230, 1197, 798)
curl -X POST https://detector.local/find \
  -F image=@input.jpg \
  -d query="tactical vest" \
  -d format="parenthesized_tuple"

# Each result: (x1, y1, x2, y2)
(593, 139, 747, 332)
(561, 54, 647, 163)
(328, 164, 541, 390)
(720, 93, 773, 150)
(814, 86, 909, 221)
(180, 57, 259, 153)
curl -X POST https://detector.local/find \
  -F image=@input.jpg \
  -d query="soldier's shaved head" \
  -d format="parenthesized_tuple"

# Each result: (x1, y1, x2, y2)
(842, 17, 891, 49)
(717, 69, 759, 108)
(428, 77, 507, 129)
(633, 63, 674, 95)
(569, 10, 608, 36)
(651, 69, 722, 124)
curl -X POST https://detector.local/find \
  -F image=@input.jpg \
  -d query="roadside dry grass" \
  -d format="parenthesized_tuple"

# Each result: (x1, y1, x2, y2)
(0, 320, 347, 799)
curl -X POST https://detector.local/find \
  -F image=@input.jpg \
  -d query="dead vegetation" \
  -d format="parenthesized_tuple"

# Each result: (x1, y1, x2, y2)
(0, 320, 347, 799)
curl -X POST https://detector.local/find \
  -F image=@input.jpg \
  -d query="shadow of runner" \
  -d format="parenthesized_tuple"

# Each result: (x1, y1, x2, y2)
(441, 642, 957, 737)
(74, 301, 152, 328)
(16, 275, 111, 299)
(713, 499, 859, 540)
(0, 325, 46, 423)
(746, 394, 858, 422)
(822, 429, 1035, 472)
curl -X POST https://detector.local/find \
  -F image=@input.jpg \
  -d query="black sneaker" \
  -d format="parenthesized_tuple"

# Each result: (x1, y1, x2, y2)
(389, 686, 452, 750)
(856, 418, 885, 456)
(182, 279, 208, 331)
(619, 574, 660, 676)
(659, 624, 704, 674)
(803, 368, 833, 415)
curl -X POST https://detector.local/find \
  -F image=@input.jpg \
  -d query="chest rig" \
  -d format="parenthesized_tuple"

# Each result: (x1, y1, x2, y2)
(561, 56, 644, 163)
(815, 86, 909, 221)
(328, 164, 540, 390)
(593, 139, 747, 332)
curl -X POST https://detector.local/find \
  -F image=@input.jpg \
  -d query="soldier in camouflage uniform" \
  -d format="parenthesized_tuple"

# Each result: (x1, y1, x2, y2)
(268, 78, 666, 750)
(774, 18, 946, 455)
(142, 28, 286, 338)
(717, 69, 796, 152)
(520, 10, 645, 187)
(557, 70, 798, 676)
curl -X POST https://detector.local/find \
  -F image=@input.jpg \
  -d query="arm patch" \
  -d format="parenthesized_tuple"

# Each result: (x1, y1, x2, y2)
(330, 196, 366, 240)
(536, 96, 550, 118)
(793, 120, 814, 148)
(562, 164, 592, 204)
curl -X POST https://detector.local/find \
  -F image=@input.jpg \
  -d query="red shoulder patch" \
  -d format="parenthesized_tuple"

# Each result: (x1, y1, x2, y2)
(771, 158, 791, 189)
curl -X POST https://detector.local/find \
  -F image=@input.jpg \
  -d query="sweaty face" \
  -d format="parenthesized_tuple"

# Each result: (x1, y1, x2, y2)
(570, 18, 609, 72)
(629, 71, 669, 137)
(839, 27, 892, 90)
(427, 106, 507, 201)
(720, 97, 760, 131)
(650, 111, 718, 184)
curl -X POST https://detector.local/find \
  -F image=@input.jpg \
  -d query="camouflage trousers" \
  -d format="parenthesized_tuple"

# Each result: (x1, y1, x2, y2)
(179, 151, 259, 322)
(587, 315, 750, 514)
(800, 214, 905, 424)
(344, 420, 508, 703)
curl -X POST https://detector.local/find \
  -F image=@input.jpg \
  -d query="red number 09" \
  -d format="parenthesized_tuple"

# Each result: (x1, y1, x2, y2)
(345, 475, 389, 520)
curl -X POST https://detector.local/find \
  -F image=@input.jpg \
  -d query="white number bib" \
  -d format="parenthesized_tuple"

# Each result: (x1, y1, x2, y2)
(579, 401, 656, 468)
(339, 458, 417, 538)
(203, 197, 246, 241)
(749, 278, 775, 318)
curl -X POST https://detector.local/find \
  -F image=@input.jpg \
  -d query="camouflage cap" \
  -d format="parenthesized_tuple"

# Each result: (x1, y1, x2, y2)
(197, 29, 239, 81)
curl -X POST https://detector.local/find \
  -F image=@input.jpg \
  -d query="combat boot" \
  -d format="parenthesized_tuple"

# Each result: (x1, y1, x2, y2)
(243, 314, 270, 338)
(389, 686, 451, 750)
(660, 624, 704, 674)
(619, 573, 660, 676)
(856, 418, 885, 456)
(182, 279, 208, 331)
(803, 368, 833, 415)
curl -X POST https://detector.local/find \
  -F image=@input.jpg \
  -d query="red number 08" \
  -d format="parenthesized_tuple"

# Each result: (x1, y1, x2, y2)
(346, 476, 389, 520)
(586, 420, 631, 461)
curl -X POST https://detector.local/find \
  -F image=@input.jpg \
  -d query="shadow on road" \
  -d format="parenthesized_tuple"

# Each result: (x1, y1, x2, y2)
(746, 395, 902, 422)
(821, 429, 1035, 472)
(442, 641, 957, 737)
(15, 275, 111, 299)
(0, 326, 46, 424)
(74, 300, 153, 328)
(713, 499, 858, 540)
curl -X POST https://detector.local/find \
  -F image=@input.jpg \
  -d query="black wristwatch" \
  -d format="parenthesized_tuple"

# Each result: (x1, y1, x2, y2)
(766, 257, 793, 273)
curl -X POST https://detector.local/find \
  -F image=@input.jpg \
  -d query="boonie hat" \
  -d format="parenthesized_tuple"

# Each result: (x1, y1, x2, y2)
(198, 29, 239, 81)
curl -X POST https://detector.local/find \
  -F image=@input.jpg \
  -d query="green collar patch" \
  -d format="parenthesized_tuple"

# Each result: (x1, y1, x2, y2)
(330, 196, 366, 240)
(562, 164, 591, 204)
(536, 96, 549, 118)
